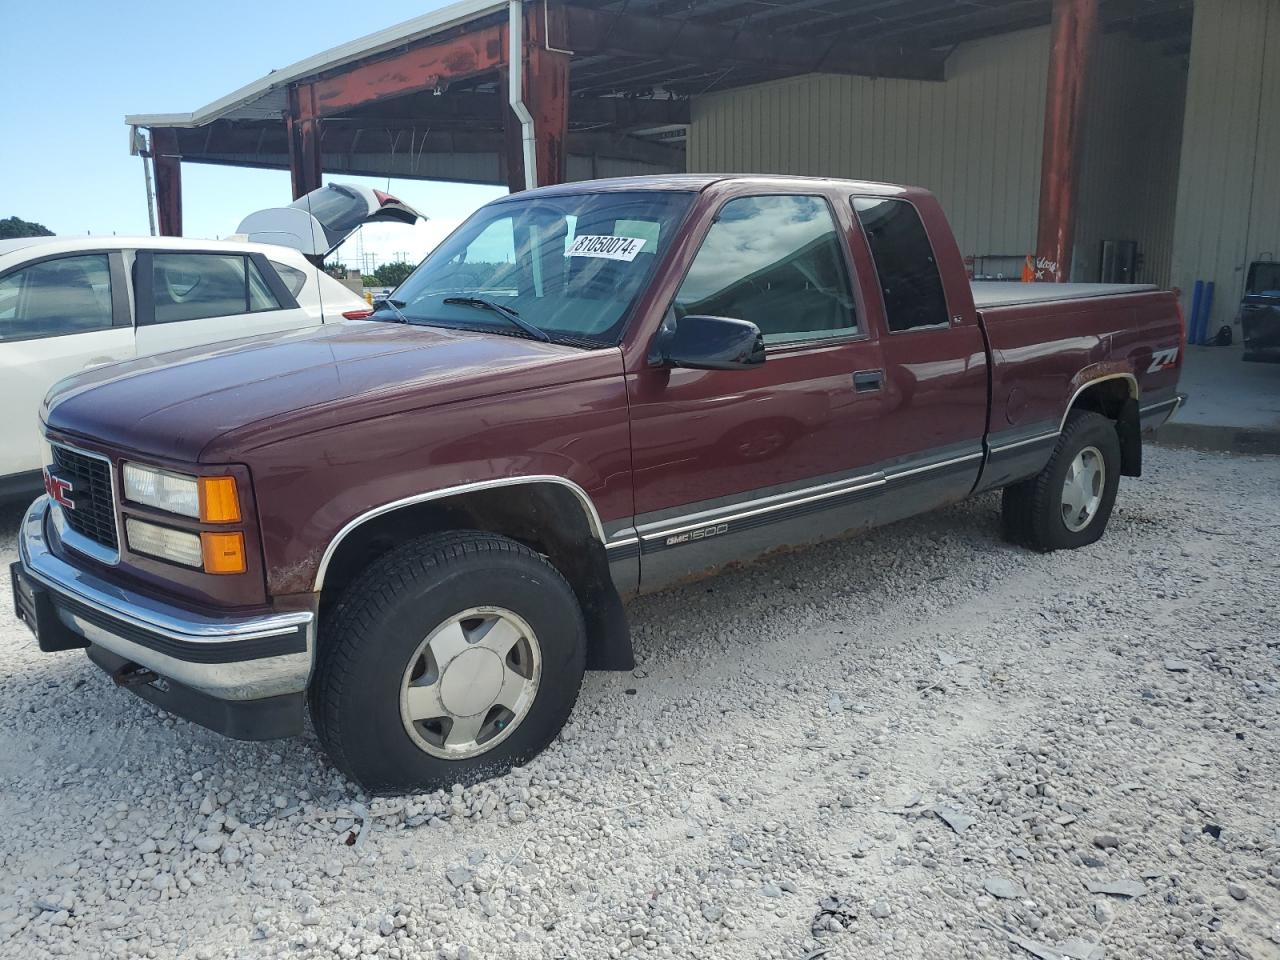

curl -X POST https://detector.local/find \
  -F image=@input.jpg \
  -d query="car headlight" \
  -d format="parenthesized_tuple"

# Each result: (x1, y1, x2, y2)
(123, 463, 240, 522)
(125, 519, 247, 574)
(125, 518, 203, 568)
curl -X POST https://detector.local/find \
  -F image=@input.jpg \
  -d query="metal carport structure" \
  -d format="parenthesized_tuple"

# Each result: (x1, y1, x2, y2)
(127, 0, 1193, 281)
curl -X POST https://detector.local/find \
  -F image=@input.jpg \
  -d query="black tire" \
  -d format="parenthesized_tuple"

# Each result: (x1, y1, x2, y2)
(1001, 410, 1122, 552)
(310, 530, 587, 794)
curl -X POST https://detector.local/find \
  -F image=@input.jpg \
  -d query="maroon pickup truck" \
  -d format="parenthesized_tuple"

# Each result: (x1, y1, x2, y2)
(11, 175, 1184, 792)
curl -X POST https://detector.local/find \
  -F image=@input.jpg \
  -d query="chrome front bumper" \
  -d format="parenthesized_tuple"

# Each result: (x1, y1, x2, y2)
(16, 496, 313, 702)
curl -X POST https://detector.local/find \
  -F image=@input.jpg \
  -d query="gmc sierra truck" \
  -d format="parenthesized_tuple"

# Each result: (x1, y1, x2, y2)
(11, 175, 1185, 793)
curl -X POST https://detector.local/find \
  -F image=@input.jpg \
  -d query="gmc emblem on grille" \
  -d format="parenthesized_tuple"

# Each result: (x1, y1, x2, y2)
(43, 469, 75, 510)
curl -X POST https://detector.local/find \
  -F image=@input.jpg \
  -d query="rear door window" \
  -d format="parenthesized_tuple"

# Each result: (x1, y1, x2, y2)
(147, 253, 284, 324)
(268, 259, 308, 298)
(0, 254, 115, 342)
(852, 197, 949, 332)
(247, 259, 283, 311)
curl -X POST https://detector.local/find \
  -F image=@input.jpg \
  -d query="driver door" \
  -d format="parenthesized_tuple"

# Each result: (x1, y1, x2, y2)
(625, 192, 889, 591)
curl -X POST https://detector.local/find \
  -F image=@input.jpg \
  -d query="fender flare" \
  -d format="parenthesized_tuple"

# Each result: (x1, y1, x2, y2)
(312, 475, 608, 592)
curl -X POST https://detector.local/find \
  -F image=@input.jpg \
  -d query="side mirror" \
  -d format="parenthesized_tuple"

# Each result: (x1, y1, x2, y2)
(653, 315, 766, 371)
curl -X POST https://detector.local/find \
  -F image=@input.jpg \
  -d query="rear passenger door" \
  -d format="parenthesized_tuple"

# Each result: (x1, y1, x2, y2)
(133, 250, 311, 355)
(849, 196, 988, 515)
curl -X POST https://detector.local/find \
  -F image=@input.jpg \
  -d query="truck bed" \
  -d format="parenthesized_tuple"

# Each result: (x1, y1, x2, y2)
(971, 281, 1158, 308)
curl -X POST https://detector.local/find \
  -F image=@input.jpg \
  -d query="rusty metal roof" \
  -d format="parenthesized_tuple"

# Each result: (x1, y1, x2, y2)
(124, 0, 1193, 187)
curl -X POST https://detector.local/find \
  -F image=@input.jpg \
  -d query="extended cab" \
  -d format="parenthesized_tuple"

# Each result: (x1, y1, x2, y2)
(11, 175, 1185, 793)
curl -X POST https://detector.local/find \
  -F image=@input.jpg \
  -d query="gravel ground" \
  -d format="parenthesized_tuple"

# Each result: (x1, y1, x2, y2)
(0, 446, 1277, 960)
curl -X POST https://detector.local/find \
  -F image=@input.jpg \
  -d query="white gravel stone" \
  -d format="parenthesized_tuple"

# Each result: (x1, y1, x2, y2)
(0, 448, 1276, 960)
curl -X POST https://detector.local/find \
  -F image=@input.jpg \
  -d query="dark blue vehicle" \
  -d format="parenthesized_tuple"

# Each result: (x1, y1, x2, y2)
(1241, 259, 1280, 362)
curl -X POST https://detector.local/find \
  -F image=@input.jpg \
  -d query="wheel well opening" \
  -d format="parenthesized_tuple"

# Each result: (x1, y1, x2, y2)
(1071, 378, 1142, 477)
(318, 484, 633, 670)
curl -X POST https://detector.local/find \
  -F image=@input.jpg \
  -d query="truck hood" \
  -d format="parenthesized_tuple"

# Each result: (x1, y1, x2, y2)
(45, 321, 617, 462)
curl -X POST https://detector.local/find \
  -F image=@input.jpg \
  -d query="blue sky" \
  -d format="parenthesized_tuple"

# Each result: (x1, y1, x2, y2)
(0, 0, 505, 266)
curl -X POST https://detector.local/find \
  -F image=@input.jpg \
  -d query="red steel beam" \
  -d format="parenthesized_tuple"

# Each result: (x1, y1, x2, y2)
(1034, 0, 1099, 282)
(527, 3, 570, 188)
(287, 84, 323, 199)
(502, 5, 571, 191)
(151, 127, 183, 237)
(310, 23, 507, 117)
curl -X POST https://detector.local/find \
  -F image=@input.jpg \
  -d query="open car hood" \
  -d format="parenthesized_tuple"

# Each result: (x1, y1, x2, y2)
(233, 183, 424, 258)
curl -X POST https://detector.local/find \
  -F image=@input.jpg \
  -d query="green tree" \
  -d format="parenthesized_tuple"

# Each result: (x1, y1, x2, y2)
(370, 261, 415, 287)
(0, 216, 54, 239)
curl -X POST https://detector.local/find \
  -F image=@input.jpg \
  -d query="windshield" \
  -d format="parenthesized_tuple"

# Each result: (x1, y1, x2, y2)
(384, 190, 696, 345)
(1246, 261, 1280, 297)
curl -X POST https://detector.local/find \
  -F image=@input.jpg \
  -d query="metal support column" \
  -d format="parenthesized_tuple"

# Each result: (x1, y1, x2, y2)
(1033, 0, 1099, 282)
(151, 127, 183, 237)
(503, 3, 571, 192)
(287, 83, 323, 200)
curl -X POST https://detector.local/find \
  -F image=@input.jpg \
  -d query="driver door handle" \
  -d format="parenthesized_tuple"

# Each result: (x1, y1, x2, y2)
(853, 369, 883, 393)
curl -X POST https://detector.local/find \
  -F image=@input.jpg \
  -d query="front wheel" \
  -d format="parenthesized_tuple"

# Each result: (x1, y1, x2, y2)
(310, 531, 587, 793)
(1001, 410, 1122, 552)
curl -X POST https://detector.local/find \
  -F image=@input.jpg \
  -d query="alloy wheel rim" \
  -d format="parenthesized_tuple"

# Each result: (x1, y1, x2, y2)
(399, 606, 542, 760)
(1061, 445, 1105, 532)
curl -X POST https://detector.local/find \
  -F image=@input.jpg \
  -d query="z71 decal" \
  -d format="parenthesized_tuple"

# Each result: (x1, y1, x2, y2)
(1147, 347, 1179, 373)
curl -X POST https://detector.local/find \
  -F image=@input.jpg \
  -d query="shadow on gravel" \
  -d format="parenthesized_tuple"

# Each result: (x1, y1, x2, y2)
(0, 496, 35, 546)
(1, 493, 1015, 802)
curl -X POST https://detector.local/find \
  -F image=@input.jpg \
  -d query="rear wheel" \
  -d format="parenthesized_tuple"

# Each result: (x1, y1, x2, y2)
(1001, 410, 1122, 552)
(310, 530, 586, 793)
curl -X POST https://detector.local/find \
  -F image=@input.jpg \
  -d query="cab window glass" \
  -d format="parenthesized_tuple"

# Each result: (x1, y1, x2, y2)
(1246, 262, 1280, 297)
(0, 254, 114, 342)
(674, 195, 857, 344)
(852, 197, 949, 332)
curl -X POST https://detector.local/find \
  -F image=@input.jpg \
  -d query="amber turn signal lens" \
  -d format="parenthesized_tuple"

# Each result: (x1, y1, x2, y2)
(201, 531, 247, 575)
(198, 476, 241, 523)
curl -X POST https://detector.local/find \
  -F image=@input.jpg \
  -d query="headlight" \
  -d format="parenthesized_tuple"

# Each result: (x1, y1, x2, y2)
(123, 463, 241, 523)
(123, 464, 200, 518)
(126, 518, 203, 568)
(125, 520, 247, 574)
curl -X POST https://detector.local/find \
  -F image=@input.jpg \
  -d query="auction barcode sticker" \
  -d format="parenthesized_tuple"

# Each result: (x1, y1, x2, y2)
(565, 235, 646, 262)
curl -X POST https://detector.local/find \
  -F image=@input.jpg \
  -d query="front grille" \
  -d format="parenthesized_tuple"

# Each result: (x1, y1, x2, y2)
(51, 444, 118, 551)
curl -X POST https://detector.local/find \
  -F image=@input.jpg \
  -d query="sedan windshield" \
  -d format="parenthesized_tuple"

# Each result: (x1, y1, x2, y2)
(382, 190, 696, 345)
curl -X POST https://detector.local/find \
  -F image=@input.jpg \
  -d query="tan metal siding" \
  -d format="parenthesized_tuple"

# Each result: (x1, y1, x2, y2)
(1248, 4, 1280, 283)
(689, 26, 1188, 288)
(688, 27, 1051, 271)
(1172, 0, 1280, 326)
(1073, 35, 1187, 286)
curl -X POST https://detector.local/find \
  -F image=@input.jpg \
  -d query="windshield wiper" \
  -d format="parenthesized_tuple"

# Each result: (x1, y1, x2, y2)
(370, 298, 410, 324)
(442, 296, 551, 343)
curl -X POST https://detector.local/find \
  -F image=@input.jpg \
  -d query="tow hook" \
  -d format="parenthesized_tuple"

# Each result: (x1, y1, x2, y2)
(111, 662, 159, 688)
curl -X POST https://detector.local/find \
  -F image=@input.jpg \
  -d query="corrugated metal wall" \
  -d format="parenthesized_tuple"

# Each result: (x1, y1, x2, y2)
(688, 28, 1050, 275)
(688, 26, 1187, 286)
(1172, 0, 1280, 327)
(1073, 35, 1188, 287)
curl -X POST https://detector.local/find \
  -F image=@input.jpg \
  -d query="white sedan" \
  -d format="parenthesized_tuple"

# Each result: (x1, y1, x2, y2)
(0, 185, 422, 496)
